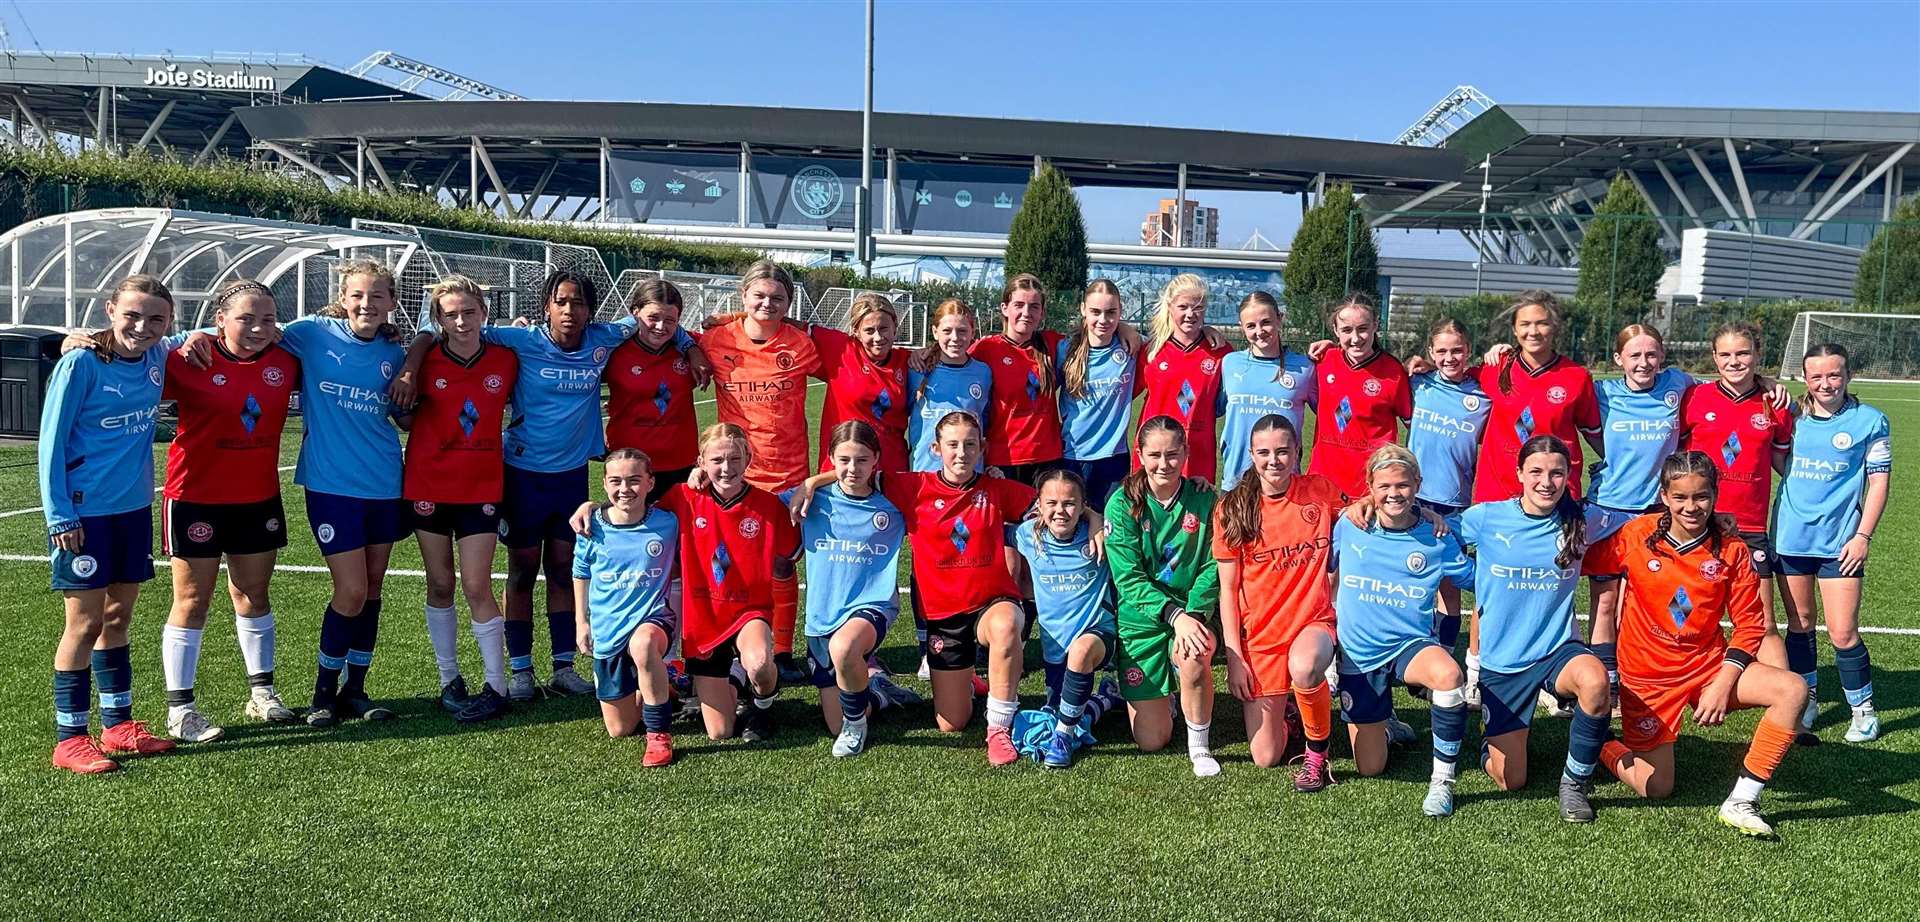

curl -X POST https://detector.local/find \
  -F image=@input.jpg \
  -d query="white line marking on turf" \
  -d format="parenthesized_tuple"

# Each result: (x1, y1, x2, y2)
(0, 465, 300, 520)
(0, 547, 1916, 639)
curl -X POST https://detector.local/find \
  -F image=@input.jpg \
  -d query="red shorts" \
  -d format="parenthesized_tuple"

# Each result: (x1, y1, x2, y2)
(1619, 669, 1716, 751)
(1244, 620, 1336, 699)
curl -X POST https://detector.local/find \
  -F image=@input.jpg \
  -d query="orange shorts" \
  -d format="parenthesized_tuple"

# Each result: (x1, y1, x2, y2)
(1619, 671, 1715, 751)
(1244, 621, 1336, 699)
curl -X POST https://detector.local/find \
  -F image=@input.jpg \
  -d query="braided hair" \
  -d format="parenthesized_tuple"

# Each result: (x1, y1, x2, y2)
(1516, 435, 1586, 569)
(1645, 450, 1735, 562)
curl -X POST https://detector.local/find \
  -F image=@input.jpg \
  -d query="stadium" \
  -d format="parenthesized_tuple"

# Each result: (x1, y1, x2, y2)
(3, 39, 1919, 922)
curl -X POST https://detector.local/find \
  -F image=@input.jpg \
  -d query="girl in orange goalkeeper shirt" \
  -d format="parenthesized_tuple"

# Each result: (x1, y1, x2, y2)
(1582, 450, 1808, 837)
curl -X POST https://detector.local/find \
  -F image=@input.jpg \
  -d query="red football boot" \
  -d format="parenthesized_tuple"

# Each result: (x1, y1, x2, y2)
(100, 721, 176, 757)
(52, 736, 119, 774)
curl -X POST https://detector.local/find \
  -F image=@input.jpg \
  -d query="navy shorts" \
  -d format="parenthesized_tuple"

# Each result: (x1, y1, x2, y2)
(595, 612, 679, 700)
(500, 464, 588, 550)
(163, 496, 288, 558)
(1337, 641, 1438, 725)
(1739, 531, 1775, 578)
(925, 596, 1021, 672)
(49, 508, 154, 591)
(1775, 553, 1860, 579)
(804, 608, 892, 688)
(409, 499, 503, 540)
(685, 617, 769, 679)
(1061, 454, 1129, 509)
(304, 490, 409, 557)
(1480, 641, 1592, 737)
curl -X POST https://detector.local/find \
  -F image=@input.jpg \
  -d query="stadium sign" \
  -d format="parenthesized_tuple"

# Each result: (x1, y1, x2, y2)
(143, 63, 277, 92)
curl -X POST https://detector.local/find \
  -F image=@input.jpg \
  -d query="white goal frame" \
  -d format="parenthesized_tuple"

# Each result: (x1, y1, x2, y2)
(1780, 311, 1920, 383)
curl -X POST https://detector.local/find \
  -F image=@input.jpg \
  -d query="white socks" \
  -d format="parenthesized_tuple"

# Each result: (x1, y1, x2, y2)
(1729, 774, 1766, 803)
(985, 696, 1018, 729)
(235, 612, 275, 677)
(1187, 720, 1220, 777)
(424, 604, 460, 686)
(471, 617, 507, 696)
(1465, 651, 1481, 689)
(161, 624, 202, 697)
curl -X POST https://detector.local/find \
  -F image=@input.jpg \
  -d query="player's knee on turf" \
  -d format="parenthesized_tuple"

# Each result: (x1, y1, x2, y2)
(981, 605, 1020, 651)
(1566, 656, 1610, 716)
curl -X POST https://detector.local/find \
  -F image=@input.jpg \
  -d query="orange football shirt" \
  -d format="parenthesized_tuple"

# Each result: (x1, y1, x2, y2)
(702, 320, 821, 491)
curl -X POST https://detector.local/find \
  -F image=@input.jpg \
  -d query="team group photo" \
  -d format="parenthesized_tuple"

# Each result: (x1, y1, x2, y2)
(4, 1, 1918, 919)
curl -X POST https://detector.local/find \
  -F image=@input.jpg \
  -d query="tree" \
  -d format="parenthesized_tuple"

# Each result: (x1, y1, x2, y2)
(1283, 183, 1378, 336)
(1003, 162, 1089, 293)
(1576, 173, 1665, 314)
(1856, 193, 1920, 309)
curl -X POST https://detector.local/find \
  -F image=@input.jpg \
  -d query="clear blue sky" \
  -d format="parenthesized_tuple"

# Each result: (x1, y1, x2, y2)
(8, 0, 1917, 249)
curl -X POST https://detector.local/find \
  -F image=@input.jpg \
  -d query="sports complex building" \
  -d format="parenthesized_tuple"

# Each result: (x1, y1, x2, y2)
(1, 51, 1916, 331)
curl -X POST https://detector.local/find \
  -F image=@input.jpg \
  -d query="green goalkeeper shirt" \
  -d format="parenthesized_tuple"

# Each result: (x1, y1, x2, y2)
(1103, 478, 1222, 635)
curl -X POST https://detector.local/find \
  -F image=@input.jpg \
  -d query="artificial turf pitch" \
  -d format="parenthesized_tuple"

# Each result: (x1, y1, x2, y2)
(1, 382, 1916, 920)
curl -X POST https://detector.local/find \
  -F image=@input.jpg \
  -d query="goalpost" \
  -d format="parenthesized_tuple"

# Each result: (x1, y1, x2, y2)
(1780, 311, 1920, 382)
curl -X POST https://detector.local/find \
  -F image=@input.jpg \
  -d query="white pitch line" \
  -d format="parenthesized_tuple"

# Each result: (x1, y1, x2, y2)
(0, 547, 1914, 638)
(0, 465, 299, 520)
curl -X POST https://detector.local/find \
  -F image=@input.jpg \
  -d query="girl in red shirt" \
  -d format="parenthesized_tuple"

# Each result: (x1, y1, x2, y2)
(810, 294, 913, 474)
(970, 273, 1067, 485)
(1473, 291, 1601, 502)
(606, 280, 701, 501)
(1306, 294, 1412, 498)
(1136, 273, 1233, 482)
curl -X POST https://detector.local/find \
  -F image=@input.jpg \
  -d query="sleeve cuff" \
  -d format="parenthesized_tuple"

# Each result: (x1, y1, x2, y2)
(1723, 649, 1755, 670)
(1160, 602, 1185, 627)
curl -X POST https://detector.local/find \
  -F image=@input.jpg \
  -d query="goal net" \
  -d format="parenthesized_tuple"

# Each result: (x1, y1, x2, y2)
(1780, 312, 1920, 382)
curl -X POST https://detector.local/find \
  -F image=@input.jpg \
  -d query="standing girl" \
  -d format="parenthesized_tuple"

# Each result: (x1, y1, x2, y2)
(1405, 317, 1489, 657)
(1014, 469, 1118, 769)
(1218, 292, 1316, 491)
(970, 273, 1067, 485)
(1307, 294, 1412, 498)
(573, 449, 681, 767)
(42, 275, 178, 772)
(403, 275, 518, 723)
(905, 298, 992, 678)
(1214, 415, 1343, 790)
(1585, 453, 1807, 837)
(1774, 343, 1891, 743)
(1105, 416, 1223, 777)
(1330, 445, 1475, 817)
(1472, 291, 1601, 503)
(1057, 279, 1137, 507)
(157, 279, 300, 742)
(1135, 274, 1232, 482)
(1460, 436, 1612, 824)
(606, 280, 701, 502)
(810, 294, 913, 474)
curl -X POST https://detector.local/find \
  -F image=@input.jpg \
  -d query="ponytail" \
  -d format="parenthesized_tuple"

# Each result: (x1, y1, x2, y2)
(1645, 450, 1735, 563)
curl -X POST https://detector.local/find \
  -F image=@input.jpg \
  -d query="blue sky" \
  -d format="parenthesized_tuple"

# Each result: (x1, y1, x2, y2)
(9, 0, 1917, 249)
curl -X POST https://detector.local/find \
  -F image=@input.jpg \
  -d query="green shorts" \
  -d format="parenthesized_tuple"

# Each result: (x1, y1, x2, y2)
(1116, 621, 1177, 702)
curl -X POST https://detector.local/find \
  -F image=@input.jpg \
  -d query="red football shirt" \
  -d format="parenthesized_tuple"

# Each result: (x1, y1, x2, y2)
(1473, 354, 1601, 502)
(1137, 337, 1233, 481)
(606, 335, 699, 472)
(811, 326, 912, 474)
(884, 471, 1036, 618)
(970, 331, 1065, 467)
(659, 483, 799, 657)
(163, 343, 299, 504)
(403, 343, 518, 505)
(1305, 349, 1412, 497)
(1678, 381, 1793, 532)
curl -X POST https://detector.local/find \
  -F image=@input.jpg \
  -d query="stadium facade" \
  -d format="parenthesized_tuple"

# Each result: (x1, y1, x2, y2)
(3, 53, 1916, 313)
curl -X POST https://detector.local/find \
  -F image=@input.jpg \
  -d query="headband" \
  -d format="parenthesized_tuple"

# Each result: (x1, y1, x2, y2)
(215, 282, 272, 306)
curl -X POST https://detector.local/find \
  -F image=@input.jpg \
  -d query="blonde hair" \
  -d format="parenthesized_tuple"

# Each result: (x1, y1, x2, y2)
(1365, 443, 1420, 483)
(1146, 273, 1208, 362)
(697, 422, 752, 460)
(846, 293, 898, 335)
(336, 259, 396, 298)
(1063, 278, 1122, 399)
(427, 274, 487, 321)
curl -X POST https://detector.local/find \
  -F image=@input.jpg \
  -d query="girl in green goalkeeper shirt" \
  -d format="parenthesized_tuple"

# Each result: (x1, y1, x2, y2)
(1104, 415, 1224, 777)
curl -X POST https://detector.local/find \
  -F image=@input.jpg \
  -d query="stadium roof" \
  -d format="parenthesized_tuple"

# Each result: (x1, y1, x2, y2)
(232, 99, 1467, 199)
(1368, 102, 1920, 233)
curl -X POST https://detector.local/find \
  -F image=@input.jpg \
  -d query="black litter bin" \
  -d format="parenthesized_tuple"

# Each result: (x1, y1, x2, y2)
(0, 328, 69, 437)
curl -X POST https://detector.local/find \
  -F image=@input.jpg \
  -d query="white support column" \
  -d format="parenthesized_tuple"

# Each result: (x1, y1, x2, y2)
(193, 113, 237, 165)
(1791, 162, 1825, 196)
(518, 158, 561, 219)
(884, 148, 896, 234)
(1624, 170, 1680, 247)
(1368, 181, 1461, 228)
(1722, 138, 1758, 224)
(1886, 161, 1898, 221)
(296, 258, 307, 317)
(1686, 148, 1751, 233)
(12, 95, 46, 143)
(63, 217, 74, 329)
(426, 157, 460, 204)
(354, 137, 366, 191)
(469, 138, 480, 213)
(9, 235, 20, 324)
(599, 137, 610, 222)
(94, 87, 107, 149)
(1653, 159, 1705, 229)
(738, 142, 751, 227)
(1537, 205, 1580, 258)
(1794, 143, 1913, 239)
(131, 100, 176, 154)
(1791, 152, 1866, 236)
(1175, 163, 1188, 247)
(361, 141, 396, 192)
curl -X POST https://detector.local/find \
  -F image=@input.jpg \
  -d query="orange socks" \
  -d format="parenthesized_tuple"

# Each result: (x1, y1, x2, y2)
(1743, 718, 1796, 783)
(1292, 682, 1333, 743)
(771, 577, 798, 656)
(1601, 740, 1633, 778)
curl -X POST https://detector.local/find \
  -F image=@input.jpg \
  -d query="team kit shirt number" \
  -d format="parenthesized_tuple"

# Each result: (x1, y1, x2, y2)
(163, 343, 298, 504)
(1678, 382, 1793, 533)
(403, 344, 518, 505)
(704, 321, 821, 491)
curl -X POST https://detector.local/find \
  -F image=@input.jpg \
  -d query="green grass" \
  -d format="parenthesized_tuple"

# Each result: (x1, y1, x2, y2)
(2, 382, 1919, 920)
